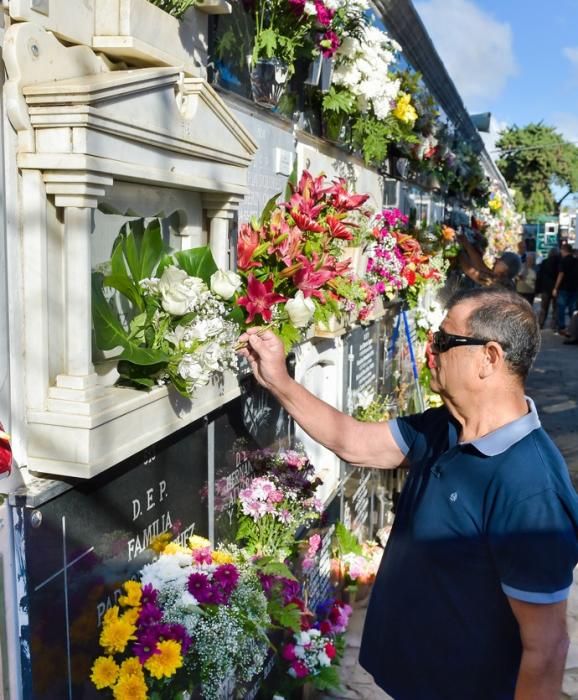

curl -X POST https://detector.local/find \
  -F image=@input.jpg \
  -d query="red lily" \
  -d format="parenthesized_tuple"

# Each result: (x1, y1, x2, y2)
(274, 226, 304, 266)
(237, 224, 262, 270)
(326, 178, 370, 211)
(294, 170, 328, 203)
(237, 274, 286, 323)
(326, 215, 354, 241)
(292, 253, 337, 299)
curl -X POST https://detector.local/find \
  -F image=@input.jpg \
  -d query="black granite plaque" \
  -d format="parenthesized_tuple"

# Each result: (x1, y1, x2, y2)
(341, 468, 372, 542)
(211, 387, 291, 545)
(16, 422, 208, 700)
(343, 322, 380, 416)
(302, 496, 340, 612)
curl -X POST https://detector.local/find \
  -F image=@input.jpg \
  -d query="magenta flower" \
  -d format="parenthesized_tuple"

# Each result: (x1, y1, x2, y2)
(319, 29, 340, 57)
(133, 627, 161, 664)
(314, 0, 334, 26)
(282, 643, 297, 661)
(291, 659, 310, 678)
(138, 602, 163, 627)
(187, 572, 214, 604)
(192, 546, 213, 565)
(213, 564, 240, 594)
(237, 274, 286, 323)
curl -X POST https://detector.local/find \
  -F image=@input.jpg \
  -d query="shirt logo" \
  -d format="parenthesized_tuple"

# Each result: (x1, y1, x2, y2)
(449, 492, 458, 503)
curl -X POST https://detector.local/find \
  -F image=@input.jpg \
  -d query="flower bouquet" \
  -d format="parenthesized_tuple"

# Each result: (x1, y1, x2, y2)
(277, 598, 351, 693)
(236, 170, 375, 347)
(236, 474, 324, 561)
(321, 24, 418, 162)
(90, 537, 271, 700)
(92, 218, 242, 398)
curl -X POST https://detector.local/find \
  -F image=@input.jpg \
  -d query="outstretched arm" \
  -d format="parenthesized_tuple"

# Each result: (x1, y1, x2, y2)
(238, 328, 406, 470)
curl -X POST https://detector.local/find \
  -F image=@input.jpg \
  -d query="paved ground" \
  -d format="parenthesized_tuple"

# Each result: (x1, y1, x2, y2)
(328, 325, 578, 700)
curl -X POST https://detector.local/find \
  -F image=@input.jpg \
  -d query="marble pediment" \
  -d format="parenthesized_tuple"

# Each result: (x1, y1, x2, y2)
(6, 24, 257, 196)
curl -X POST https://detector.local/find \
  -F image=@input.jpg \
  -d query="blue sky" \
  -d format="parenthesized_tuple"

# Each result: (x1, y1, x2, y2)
(414, 0, 578, 152)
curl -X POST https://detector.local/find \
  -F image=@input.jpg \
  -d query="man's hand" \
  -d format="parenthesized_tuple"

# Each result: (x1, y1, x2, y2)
(237, 327, 290, 391)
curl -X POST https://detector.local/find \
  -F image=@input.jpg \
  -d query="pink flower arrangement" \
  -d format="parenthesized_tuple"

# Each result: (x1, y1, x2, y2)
(236, 170, 374, 347)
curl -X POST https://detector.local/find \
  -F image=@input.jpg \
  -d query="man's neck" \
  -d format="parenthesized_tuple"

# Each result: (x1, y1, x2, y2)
(444, 390, 529, 443)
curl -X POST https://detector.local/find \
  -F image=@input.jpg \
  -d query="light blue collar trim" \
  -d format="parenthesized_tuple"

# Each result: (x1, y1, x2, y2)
(464, 397, 541, 457)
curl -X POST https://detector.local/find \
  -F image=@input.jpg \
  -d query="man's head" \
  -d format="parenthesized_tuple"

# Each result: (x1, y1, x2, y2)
(492, 251, 521, 281)
(430, 287, 540, 400)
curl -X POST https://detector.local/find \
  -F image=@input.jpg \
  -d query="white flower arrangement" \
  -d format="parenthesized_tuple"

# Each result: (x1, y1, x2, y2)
(92, 218, 242, 399)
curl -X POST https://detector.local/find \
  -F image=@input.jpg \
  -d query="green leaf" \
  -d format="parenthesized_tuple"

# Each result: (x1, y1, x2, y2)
(334, 522, 363, 555)
(139, 219, 165, 279)
(323, 86, 355, 115)
(313, 664, 341, 691)
(269, 600, 302, 631)
(259, 193, 282, 228)
(173, 246, 218, 282)
(123, 219, 145, 283)
(257, 558, 297, 581)
(117, 360, 165, 387)
(103, 274, 144, 312)
(256, 28, 278, 58)
(284, 160, 298, 202)
(91, 274, 131, 351)
(118, 344, 170, 366)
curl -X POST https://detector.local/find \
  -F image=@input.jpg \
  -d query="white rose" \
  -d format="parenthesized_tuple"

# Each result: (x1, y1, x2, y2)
(318, 651, 331, 667)
(158, 265, 206, 316)
(286, 291, 315, 328)
(210, 270, 241, 300)
(177, 355, 205, 381)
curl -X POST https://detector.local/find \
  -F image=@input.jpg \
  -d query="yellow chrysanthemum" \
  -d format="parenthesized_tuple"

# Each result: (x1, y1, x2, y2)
(211, 550, 234, 565)
(112, 671, 148, 700)
(163, 542, 190, 555)
(144, 639, 183, 679)
(122, 608, 140, 626)
(149, 531, 173, 554)
(100, 616, 137, 655)
(119, 657, 144, 678)
(188, 535, 211, 551)
(90, 656, 119, 690)
(393, 93, 418, 125)
(118, 581, 142, 608)
(103, 606, 120, 625)
(489, 195, 502, 211)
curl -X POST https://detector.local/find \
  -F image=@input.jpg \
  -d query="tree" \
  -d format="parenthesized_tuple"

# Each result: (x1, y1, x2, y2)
(495, 123, 578, 219)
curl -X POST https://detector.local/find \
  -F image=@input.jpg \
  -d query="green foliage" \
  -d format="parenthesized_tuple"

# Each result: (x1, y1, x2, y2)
(334, 522, 362, 556)
(313, 664, 342, 691)
(148, 0, 198, 18)
(351, 114, 418, 166)
(496, 122, 578, 218)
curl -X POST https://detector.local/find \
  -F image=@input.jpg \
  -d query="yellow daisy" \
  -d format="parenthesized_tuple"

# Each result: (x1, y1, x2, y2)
(118, 581, 142, 608)
(211, 550, 234, 565)
(163, 542, 190, 555)
(120, 657, 145, 678)
(100, 616, 137, 655)
(393, 93, 418, 125)
(103, 606, 120, 625)
(149, 531, 173, 554)
(122, 608, 140, 626)
(188, 535, 211, 551)
(90, 656, 119, 690)
(144, 639, 183, 679)
(112, 671, 148, 700)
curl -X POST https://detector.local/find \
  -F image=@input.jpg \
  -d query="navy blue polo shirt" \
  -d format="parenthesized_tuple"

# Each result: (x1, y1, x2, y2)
(359, 399, 578, 700)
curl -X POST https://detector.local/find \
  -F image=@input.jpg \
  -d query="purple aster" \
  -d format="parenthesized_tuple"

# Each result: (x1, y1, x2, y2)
(138, 602, 163, 627)
(133, 627, 161, 663)
(187, 572, 213, 604)
(140, 583, 158, 607)
(213, 564, 240, 594)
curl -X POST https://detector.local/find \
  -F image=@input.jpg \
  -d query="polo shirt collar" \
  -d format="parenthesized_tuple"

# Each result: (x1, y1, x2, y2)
(462, 397, 541, 456)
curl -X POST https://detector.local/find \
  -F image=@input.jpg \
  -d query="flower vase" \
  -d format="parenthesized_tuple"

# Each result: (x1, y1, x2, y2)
(249, 57, 289, 109)
(323, 112, 348, 143)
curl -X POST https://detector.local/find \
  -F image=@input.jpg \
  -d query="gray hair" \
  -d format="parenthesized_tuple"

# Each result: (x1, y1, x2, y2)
(445, 286, 540, 381)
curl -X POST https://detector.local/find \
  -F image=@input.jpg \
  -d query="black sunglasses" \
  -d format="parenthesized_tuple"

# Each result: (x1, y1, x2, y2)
(431, 329, 493, 353)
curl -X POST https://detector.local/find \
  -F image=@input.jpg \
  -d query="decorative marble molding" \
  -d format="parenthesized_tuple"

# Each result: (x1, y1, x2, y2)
(8, 0, 230, 78)
(4, 24, 257, 478)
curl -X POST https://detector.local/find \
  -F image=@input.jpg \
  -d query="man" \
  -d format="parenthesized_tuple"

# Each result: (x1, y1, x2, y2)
(552, 242, 578, 333)
(536, 247, 560, 329)
(238, 286, 578, 700)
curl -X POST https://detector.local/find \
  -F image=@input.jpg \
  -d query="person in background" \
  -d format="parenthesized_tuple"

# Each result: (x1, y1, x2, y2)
(561, 310, 578, 346)
(238, 286, 578, 700)
(536, 247, 561, 329)
(552, 242, 578, 335)
(492, 251, 522, 291)
(516, 251, 537, 306)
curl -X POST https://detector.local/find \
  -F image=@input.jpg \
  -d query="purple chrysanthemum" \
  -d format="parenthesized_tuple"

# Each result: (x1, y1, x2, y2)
(187, 572, 213, 604)
(138, 602, 163, 627)
(133, 627, 161, 663)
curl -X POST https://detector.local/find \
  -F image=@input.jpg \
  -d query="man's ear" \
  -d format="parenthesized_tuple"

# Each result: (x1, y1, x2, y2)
(479, 341, 503, 378)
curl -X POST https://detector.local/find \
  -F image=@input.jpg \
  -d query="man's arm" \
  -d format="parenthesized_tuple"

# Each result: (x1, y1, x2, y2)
(508, 597, 569, 700)
(552, 270, 564, 298)
(238, 328, 407, 470)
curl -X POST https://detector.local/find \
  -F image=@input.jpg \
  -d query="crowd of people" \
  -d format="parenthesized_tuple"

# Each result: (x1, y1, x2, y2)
(454, 231, 578, 345)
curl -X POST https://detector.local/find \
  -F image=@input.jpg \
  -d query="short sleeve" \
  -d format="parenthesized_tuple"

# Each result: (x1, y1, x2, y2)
(488, 489, 578, 603)
(388, 407, 451, 464)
